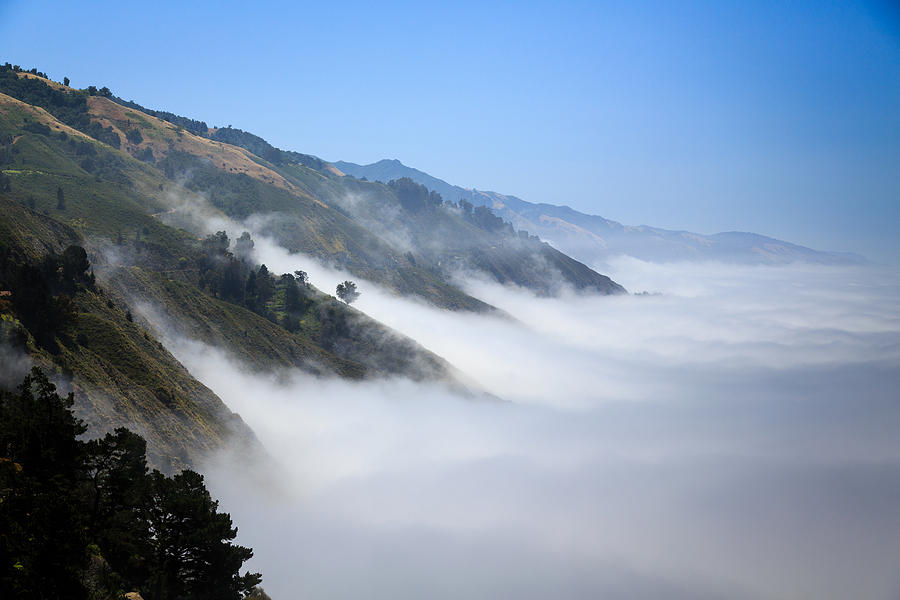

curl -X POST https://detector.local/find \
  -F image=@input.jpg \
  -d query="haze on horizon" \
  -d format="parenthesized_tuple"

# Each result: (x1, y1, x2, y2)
(2, 0, 898, 262)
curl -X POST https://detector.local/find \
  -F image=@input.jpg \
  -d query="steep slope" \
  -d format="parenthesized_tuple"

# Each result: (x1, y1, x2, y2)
(335, 159, 866, 266)
(312, 176, 625, 295)
(0, 80, 461, 382)
(0, 197, 257, 472)
(0, 71, 476, 468)
(68, 74, 623, 299)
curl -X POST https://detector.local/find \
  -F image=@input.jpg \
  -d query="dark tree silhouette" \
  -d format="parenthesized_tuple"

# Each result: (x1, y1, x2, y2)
(0, 368, 88, 599)
(0, 368, 263, 600)
(146, 470, 260, 600)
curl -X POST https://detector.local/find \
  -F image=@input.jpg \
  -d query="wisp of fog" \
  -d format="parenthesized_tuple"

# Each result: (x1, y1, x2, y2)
(159, 235, 900, 600)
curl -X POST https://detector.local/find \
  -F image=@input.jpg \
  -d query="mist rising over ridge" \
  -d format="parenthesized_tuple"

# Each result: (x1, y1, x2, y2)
(334, 159, 868, 267)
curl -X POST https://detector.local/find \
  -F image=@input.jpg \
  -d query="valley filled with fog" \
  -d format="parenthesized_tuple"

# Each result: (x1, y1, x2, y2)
(154, 242, 900, 600)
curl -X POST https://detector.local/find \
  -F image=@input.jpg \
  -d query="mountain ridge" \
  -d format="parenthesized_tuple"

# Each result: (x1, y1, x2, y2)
(334, 158, 867, 267)
(0, 62, 624, 472)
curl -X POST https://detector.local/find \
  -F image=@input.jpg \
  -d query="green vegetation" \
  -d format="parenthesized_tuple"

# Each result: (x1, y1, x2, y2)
(0, 64, 120, 148)
(0, 367, 262, 600)
(208, 125, 328, 170)
(0, 223, 258, 470)
(0, 62, 618, 476)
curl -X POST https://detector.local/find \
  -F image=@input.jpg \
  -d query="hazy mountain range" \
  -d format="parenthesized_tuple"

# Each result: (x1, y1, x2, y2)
(335, 158, 867, 266)
(0, 65, 624, 472)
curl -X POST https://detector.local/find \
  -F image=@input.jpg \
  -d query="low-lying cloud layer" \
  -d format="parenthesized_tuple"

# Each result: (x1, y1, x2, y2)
(167, 254, 900, 600)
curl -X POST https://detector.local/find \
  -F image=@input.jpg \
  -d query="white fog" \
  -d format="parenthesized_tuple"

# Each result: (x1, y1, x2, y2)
(147, 241, 900, 600)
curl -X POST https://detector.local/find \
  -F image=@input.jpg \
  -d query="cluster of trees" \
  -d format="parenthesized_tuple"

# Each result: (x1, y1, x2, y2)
(197, 231, 313, 329)
(1, 64, 301, 172)
(113, 98, 210, 137)
(194, 233, 365, 340)
(383, 177, 514, 234)
(0, 368, 261, 600)
(0, 64, 120, 149)
(21, 120, 52, 136)
(125, 128, 143, 145)
(387, 177, 443, 214)
(0, 244, 94, 353)
(208, 126, 327, 171)
(1, 64, 49, 79)
(454, 198, 513, 233)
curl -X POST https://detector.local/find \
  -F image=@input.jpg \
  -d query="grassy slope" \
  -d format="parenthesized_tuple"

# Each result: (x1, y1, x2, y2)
(87, 79, 617, 302)
(154, 149, 494, 311)
(110, 266, 369, 379)
(86, 95, 303, 195)
(5, 69, 621, 301)
(0, 87, 467, 467)
(0, 93, 455, 379)
(0, 197, 257, 471)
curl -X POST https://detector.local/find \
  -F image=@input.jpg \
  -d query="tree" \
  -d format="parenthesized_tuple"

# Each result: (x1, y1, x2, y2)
(387, 177, 442, 213)
(282, 273, 301, 311)
(10, 262, 74, 352)
(335, 280, 360, 304)
(146, 470, 260, 600)
(243, 269, 258, 309)
(126, 128, 143, 145)
(220, 260, 245, 303)
(0, 368, 263, 599)
(233, 232, 255, 263)
(56, 186, 65, 210)
(63, 76, 69, 86)
(0, 368, 88, 599)
(201, 231, 230, 258)
(60, 245, 90, 289)
(255, 265, 274, 307)
(83, 428, 152, 586)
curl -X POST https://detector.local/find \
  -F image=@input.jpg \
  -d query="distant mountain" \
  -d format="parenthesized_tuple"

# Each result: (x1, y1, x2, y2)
(334, 159, 866, 266)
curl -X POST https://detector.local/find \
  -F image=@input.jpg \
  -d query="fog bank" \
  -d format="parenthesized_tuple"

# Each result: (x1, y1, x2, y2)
(167, 257, 900, 600)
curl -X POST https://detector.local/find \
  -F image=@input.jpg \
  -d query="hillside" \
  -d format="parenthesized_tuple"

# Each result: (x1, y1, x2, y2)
(0, 67, 479, 470)
(0, 64, 622, 301)
(0, 197, 257, 471)
(335, 159, 866, 266)
(0, 62, 634, 473)
(0, 74, 463, 380)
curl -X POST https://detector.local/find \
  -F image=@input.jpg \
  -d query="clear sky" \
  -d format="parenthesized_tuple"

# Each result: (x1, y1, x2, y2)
(1, 0, 898, 261)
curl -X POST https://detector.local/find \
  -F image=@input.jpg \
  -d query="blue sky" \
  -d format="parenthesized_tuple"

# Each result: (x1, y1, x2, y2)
(2, 0, 898, 261)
